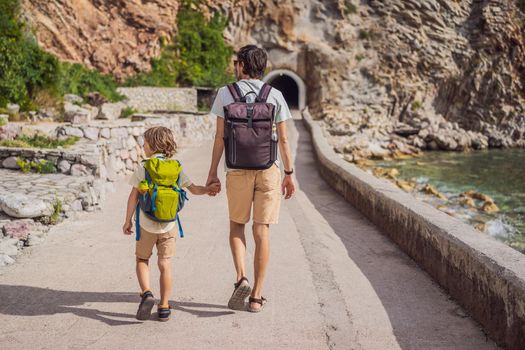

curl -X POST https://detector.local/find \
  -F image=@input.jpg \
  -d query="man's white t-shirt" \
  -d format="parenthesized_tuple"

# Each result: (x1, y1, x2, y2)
(210, 79, 293, 172)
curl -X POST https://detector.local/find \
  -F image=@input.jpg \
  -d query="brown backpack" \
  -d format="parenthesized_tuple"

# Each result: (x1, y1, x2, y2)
(223, 82, 278, 170)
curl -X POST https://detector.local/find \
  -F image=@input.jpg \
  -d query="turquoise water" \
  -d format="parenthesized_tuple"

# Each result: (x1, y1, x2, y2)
(376, 149, 525, 252)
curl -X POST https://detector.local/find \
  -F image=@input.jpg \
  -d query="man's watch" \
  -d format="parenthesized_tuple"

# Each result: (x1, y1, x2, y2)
(284, 169, 294, 176)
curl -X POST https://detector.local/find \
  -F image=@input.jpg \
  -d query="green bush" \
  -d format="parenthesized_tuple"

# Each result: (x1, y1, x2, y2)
(16, 158, 57, 174)
(0, 139, 30, 148)
(0, 0, 122, 110)
(50, 198, 63, 225)
(175, 3, 234, 87)
(125, 1, 233, 88)
(0, 0, 59, 110)
(518, 0, 525, 11)
(120, 106, 137, 118)
(0, 135, 79, 149)
(56, 62, 124, 102)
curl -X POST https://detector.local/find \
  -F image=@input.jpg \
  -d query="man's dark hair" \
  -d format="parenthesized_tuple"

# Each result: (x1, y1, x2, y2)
(237, 45, 267, 79)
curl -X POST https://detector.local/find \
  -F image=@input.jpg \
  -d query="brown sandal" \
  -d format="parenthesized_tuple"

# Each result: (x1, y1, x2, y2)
(247, 296, 267, 313)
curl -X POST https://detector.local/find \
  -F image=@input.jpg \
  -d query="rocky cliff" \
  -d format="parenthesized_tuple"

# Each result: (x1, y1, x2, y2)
(22, 0, 525, 155)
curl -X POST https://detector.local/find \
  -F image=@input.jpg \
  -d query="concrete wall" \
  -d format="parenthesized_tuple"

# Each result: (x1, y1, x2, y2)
(118, 87, 197, 112)
(302, 109, 525, 350)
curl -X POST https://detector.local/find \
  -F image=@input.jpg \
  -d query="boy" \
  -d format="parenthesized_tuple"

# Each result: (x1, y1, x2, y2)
(122, 126, 219, 321)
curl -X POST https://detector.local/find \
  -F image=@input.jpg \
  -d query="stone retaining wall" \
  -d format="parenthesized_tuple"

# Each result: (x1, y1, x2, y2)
(118, 87, 197, 112)
(0, 113, 214, 181)
(302, 108, 525, 350)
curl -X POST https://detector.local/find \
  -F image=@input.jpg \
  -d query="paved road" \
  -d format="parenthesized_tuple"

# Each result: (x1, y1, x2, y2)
(0, 112, 497, 349)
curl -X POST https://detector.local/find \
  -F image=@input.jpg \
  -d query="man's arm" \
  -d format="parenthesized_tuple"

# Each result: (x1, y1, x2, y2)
(206, 116, 225, 195)
(277, 121, 296, 199)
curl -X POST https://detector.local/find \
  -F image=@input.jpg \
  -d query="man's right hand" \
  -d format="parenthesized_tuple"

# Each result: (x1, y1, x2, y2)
(206, 174, 221, 196)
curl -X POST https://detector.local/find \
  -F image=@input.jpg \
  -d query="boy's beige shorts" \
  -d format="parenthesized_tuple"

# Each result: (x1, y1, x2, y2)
(135, 227, 176, 260)
(226, 164, 282, 225)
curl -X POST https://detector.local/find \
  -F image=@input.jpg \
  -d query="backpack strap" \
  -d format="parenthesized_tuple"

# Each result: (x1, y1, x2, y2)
(135, 203, 141, 241)
(227, 83, 245, 102)
(256, 83, 272, 102)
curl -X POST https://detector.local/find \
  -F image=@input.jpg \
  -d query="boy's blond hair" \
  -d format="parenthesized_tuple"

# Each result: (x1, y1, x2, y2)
(143, 126, 177, 158)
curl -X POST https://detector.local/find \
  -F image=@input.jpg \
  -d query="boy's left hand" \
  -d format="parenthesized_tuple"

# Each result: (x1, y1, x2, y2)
(122, 221, 133, 235)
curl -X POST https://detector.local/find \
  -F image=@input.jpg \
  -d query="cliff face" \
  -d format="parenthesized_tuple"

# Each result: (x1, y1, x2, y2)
(22, 0, 525, 149)
(23, 0, 179, 79)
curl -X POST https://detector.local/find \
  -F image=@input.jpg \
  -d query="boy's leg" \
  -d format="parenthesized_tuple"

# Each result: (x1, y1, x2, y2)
(136, 258, 151, 293)
(156, 231, 176, 308)
(251, 223, 270, 309)
(158, 258, 172, 307)
(229, 221, 247, 281)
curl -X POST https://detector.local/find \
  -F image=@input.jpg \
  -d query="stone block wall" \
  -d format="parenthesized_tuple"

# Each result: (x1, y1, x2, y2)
(0, 113, 215, 182)
(118, 87, 198, 112)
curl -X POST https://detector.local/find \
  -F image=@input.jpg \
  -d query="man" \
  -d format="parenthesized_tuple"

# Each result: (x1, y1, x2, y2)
(207, 45, 296, 312)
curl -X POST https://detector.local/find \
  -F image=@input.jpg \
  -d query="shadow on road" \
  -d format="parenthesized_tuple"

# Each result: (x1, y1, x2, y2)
(171, 301, 235, 318)
(0, 285, 233, 325)
(0, 285, 141, 326)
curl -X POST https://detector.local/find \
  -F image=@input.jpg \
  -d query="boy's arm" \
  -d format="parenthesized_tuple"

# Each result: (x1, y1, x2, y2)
(123, 188, 139, 235)
(206, 116, 225, 195)
(187, 182, 220, 195)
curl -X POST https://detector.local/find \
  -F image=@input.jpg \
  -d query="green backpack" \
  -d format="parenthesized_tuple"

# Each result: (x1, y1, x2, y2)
(135, 156, 188, 240)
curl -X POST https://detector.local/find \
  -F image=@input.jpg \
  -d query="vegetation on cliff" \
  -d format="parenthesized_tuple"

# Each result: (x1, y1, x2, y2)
(1, 0, 233, 111)
(125, 0, 233, 88)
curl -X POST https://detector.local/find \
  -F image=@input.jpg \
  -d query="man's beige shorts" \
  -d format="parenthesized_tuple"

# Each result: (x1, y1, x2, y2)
(226, 164, 281, 225)
(135, 227, 176, 260)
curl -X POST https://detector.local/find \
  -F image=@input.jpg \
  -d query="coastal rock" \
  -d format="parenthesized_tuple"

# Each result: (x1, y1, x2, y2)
(422, 184, 447, 200)
(0, 194, 52, 218)
(462, 191, 494, 203)
(396, 179, 416, 192)
(481, 201, 500, 214)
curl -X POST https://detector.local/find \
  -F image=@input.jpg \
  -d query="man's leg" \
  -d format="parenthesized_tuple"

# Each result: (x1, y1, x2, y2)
(251, 222, 270, 310)
(158, 258, 172, 307)
(229, 221, 247, 281)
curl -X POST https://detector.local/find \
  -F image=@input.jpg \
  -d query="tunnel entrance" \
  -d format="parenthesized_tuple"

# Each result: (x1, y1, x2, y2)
(267, 75, 299, 108)
(263, 69, 306, 110)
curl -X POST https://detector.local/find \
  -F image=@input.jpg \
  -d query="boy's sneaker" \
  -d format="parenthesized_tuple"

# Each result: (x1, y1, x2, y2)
(136, 291, 155, 320)
(158, 305, 171, 322)
(228, 277, 252, 310)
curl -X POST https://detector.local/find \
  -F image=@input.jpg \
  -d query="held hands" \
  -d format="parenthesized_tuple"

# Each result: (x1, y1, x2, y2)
(206, 181, 221, 195)
(122, 220, 133, 235)
(206, 174, 221, 196)
(282, 175, 296, 199)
